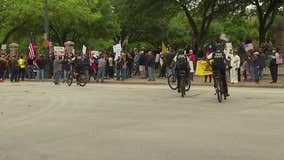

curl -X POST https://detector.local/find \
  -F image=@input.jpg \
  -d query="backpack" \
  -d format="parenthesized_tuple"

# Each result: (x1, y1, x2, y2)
(176, 54, 187, 70)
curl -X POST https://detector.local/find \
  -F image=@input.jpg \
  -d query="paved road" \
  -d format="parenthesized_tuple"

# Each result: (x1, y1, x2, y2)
(0, 83, 284, 160)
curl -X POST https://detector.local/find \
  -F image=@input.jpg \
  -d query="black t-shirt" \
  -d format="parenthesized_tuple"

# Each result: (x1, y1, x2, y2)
(37, 58, 45, 69)
(27, 58, 33, 65)
(213, 51, 226, 68)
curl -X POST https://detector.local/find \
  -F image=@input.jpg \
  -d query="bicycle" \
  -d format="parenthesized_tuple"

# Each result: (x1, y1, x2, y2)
(213, 72, 226, 103)
(168, 70, 191, 97)
(66, 68, 88, 87)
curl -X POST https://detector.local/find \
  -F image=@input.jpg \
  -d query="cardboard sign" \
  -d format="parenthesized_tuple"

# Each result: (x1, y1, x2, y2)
(54, 46, 65, 56)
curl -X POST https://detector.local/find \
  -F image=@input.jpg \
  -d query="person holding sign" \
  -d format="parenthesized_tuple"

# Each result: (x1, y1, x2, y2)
(269, 48, 280, 83)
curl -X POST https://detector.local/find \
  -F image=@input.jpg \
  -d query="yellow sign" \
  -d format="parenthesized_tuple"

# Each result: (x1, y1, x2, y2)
(195, 60, 213, 76)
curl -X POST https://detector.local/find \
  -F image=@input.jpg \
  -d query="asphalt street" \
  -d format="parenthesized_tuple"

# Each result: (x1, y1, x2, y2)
(0, 82, 284, 160)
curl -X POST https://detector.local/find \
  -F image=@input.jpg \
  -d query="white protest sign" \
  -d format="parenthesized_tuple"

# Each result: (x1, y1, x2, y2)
(1, 44, 7, 50)
(91, 51, 100, 57)
(54, 46, 65, 56)
(82, 45, 87, 55)
(114, 43, 122, 60)
(225, 43, 233, 50)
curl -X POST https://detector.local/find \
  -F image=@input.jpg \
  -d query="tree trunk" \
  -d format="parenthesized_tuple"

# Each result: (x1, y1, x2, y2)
(259, 25, 266, 45)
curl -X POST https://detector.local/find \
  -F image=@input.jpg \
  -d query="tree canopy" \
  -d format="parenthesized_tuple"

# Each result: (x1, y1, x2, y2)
(0, 0, 283, 52)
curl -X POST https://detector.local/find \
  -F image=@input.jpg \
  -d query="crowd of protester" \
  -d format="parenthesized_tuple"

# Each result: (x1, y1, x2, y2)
(0, 44, 282, 84)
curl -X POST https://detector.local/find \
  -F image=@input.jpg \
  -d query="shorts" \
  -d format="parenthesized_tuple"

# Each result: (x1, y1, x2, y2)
(139, 65, 145, 72)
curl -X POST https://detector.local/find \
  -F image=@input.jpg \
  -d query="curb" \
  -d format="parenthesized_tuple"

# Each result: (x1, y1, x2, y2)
(4, 79, 283, 89)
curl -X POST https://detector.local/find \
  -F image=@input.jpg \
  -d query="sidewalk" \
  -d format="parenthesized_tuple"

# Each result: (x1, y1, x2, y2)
(9, 75, 283, 88)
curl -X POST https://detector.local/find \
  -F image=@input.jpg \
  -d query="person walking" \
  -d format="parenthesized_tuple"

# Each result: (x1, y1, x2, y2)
(269, 48, 280, 83)
(230, 50, 240, 84)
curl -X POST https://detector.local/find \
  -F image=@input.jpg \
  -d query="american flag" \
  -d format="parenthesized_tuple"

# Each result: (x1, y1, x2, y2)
(28, 43, 35, 59)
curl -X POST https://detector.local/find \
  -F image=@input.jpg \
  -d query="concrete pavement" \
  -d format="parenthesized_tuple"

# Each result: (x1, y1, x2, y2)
(0, 83, 284, 160)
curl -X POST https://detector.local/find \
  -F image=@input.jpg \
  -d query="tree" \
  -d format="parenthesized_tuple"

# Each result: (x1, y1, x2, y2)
(247, 0, 284, 45)
(175, 0, 243, 51)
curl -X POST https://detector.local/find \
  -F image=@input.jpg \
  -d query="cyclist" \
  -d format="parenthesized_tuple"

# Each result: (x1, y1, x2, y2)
(207, 46, 230, 97)
(71, 53, 85, 83)
(171, 49, 190, 93)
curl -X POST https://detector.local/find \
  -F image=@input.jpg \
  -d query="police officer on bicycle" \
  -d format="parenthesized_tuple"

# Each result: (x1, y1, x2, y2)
(207, 45, 230, 97)
(172, 49, 191, 93)
(71, 53, 85, 83)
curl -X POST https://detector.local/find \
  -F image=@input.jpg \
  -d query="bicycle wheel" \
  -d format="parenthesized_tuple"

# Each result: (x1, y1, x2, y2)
(216, 80, 222, 103)
(66, 73, 73, 86)
(181, 77, 186, 97)
(221, 81, 227, 100)
(185, 78, 191, 91)
(168, 74, 178, 90)
(79, 74, 87, 87)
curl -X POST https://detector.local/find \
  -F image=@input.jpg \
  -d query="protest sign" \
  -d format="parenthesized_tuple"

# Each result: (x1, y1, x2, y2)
(195, 60, 213, 76)
(54, 46, 65, 56)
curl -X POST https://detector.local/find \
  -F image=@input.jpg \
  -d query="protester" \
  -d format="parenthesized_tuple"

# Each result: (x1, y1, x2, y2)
(18, 56, 26, 81)
(53, 56, 63, 85)
(26, 57, 34, 79)
(9, 55, 19, 82)
(96, 54, 106, 83)
(126, 52, 134, 78)
(62, 55, 71, 83)
(138, 50, 147, 78)
(146, 51, 156, 81)
(269, 48, 280, 83)
(230, 50, 240, 84)
(0, 55, 7, 82)
(34, 55, 45, 80)
(241, 58, 249, 81)
(107, 53, 114, 78)
(89, 55, 97, 81)
(252, 51, 261, 83)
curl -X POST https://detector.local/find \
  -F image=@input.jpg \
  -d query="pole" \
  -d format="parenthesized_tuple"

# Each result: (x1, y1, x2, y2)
(44, 0, 49, 41)
(44, 0, 50, 78)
